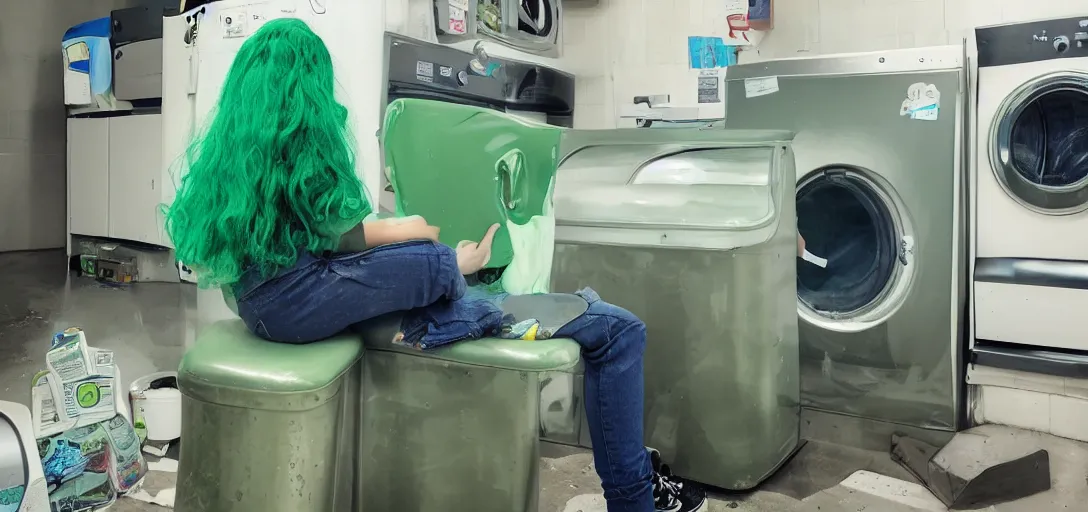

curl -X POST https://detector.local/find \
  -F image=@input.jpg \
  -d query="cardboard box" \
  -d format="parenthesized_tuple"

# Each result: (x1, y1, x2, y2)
(96, 258, 137, 284)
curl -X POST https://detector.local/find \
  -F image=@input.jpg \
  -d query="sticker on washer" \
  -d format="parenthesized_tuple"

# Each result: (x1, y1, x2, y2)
(415, 60, 435, 83)
(744, 76, 779, 98)
(900, 82, 940, 121)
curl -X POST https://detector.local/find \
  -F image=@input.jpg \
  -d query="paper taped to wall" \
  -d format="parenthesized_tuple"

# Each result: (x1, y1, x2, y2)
(687, 37, 737, 69)
(744, 76, 779, 98)
(802, 249, 828, 268)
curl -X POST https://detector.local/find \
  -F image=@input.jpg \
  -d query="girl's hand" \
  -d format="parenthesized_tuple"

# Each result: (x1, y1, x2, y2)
(797, 233, 806, 258)
(456, 224, 500, 275)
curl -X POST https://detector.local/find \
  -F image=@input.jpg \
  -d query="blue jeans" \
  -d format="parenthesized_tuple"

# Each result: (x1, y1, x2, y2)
(235, 241, 654, 511)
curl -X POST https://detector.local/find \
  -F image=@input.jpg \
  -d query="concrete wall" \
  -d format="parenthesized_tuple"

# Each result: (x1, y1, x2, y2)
(561, 0, 1088, 129)
(0, 0, 137, 253)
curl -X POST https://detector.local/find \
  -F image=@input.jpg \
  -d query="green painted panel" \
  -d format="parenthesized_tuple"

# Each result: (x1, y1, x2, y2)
(383, 98, 562, 269)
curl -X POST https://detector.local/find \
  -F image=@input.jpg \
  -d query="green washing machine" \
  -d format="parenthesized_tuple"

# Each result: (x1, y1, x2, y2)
(548, 128, 803, 490)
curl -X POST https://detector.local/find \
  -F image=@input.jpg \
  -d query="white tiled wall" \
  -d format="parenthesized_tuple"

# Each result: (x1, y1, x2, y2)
(973, 386, 1088, 443)
(970, 366, 1088, 443)
(561, 0, 1088, 129)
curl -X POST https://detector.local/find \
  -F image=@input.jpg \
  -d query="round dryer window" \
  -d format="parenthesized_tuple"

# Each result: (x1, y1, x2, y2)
(991, 72, 1088, 214)
(796, 167, 915, 331)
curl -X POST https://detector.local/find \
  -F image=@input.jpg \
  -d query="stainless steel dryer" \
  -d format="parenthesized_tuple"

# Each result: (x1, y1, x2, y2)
(725, 45, 968, 432)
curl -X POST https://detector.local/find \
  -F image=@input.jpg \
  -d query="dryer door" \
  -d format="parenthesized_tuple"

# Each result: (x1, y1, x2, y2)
(795, 166, 917, 333)
(991, 71, 1088, 214)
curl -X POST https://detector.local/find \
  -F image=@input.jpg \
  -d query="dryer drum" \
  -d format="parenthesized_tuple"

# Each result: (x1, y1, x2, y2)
(1009, 89, 1088, 188)
(993, 76, 1088, 214)
(796, 170, 898, 316)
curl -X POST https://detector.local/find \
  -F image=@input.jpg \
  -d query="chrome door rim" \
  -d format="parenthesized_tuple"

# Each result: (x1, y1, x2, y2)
(795, 166, 918, 333)
(989, 71, 1088, 215)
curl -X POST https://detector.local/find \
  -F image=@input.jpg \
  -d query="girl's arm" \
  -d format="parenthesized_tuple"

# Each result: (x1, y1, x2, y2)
(336, 216, 439, 252)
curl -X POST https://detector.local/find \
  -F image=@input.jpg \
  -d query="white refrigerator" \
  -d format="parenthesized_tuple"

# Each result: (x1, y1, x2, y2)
(162, 0, 386, 214)
(161, 0, 384, 317)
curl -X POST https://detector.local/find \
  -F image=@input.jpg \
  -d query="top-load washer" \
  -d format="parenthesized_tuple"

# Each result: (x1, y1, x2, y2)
(973, 16, 1088, 363)
(725, 45, 968, 431)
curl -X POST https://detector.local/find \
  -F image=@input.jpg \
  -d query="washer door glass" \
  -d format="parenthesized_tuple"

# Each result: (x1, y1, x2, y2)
(796, 169, 899, 316)
(993, 73, 1088, 213)
(476, 0, 558, 48)
(517, 0, 555, 38)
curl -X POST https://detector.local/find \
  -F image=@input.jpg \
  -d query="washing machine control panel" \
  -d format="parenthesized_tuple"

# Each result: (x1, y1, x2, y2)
(976, 16, 1088, 68)
(383, 34, 574, 120)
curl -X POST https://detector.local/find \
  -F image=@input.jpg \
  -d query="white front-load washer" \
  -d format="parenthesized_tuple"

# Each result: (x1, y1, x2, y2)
(974, 16, 1088, 356)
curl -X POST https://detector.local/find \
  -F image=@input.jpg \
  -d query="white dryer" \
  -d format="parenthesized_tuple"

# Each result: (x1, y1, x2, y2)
(973, 16, 1088, 358)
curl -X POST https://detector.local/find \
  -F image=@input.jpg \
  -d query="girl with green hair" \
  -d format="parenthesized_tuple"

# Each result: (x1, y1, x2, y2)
(166, 17, 489, 330)
(165, 18, 705, 512)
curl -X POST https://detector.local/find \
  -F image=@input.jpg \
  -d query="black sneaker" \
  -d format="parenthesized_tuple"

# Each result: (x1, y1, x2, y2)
(649, 448, 707, 512)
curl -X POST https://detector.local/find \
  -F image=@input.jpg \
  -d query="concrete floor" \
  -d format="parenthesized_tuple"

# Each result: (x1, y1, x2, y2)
(4, 249, 1088, 512)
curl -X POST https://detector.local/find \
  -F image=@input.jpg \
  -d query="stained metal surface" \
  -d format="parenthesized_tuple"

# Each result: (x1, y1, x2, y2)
(553, 243, 801, 490)
(726, 44, 962, 80)
(551, 131, 800, 490)
(174, 372, 358, 512)
(175, 320, 361, 512)
(538, 370, 581, 446)
(359, 351, 541, 512)
(725, 60, 966, 431)
(975, 257, 1088, 289)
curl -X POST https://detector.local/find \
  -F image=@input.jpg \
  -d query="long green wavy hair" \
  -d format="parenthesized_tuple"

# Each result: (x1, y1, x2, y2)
(165, 18, 370, 287)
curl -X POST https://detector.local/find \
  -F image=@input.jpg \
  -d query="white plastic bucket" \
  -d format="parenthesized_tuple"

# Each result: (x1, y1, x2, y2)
(130, 372, 182, 442)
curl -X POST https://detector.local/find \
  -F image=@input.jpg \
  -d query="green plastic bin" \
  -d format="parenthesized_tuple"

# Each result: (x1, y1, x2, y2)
(357, 314, 581, 512)
(365, 98, 580, 511)
(175, 320, 364, 512)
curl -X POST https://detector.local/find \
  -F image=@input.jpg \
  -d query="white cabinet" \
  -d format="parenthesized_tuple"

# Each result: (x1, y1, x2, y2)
(108, 115, 163, 245)
(66, 113, 166, 251)
(67, 118, 110, 237)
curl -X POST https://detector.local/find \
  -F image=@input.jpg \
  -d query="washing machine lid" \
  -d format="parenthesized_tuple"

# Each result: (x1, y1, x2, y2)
(553, 128, 794, 250)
